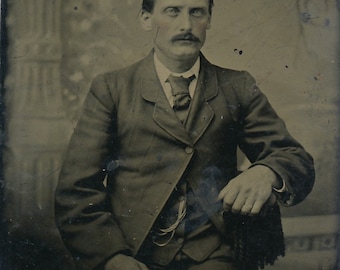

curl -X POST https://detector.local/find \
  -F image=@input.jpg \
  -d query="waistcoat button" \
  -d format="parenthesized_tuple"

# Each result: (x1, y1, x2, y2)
(185, 146, 193, 154)
(177, 237, 184, 244)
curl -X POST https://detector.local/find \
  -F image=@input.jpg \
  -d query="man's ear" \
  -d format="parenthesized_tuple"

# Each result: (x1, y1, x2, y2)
(140, 10, 153, 31)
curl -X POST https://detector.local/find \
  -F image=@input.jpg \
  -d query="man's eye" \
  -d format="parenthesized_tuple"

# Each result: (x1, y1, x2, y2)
(191, 8, 206, 17)
(165, 7, 179, 16)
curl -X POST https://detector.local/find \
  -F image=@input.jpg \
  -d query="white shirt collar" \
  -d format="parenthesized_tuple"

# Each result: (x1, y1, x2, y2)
(153, 53, 200, 84)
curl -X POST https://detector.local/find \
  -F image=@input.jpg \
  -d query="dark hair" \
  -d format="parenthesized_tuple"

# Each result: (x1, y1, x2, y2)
(142, 0, 214, 14)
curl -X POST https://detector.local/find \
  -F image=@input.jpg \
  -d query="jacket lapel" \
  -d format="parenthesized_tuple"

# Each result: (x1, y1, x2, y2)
(139, 52, 193, 146)
(186, 55, 218, 144)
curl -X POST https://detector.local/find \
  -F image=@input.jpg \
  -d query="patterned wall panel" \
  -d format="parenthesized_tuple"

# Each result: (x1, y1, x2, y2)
(5, 0, 67, 216)
(4, 1, 73, 268)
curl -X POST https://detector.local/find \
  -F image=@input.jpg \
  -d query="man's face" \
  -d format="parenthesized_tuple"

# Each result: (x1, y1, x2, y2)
(141, 0, 211, 64)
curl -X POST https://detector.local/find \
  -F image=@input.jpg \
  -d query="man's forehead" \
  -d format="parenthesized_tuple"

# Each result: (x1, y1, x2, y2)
(154, 0, 210, 8)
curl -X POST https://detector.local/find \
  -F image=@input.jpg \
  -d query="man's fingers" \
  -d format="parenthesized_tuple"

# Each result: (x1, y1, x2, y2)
(217, 185, 229, 200)
(218, 180, 241, 211)
(250, 198, 267, 215)
(218, 170, 277, 215)
(240, 202, 253, 215)
(230, 194, 247, 213)
(221, 189, 240, 212)
(223, 203, 232, 212)
(138, 263, 149, 270)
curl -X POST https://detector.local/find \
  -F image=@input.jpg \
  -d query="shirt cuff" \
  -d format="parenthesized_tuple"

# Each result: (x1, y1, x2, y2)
(272, 178, 295, 206)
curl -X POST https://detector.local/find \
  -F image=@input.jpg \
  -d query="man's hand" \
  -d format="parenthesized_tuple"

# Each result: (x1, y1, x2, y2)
(218, 165, 280, 215)
(105, 254, 149, 270)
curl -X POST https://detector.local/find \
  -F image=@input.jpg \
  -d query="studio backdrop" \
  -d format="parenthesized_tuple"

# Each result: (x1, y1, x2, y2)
(1, 0, 339, 269)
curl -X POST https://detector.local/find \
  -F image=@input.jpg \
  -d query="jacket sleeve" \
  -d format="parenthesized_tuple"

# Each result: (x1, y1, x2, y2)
(231, 71, 315, 206)
(55, 74, 130, 270)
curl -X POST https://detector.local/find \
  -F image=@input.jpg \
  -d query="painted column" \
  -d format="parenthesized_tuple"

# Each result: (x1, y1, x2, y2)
(5, 0, 70, 229)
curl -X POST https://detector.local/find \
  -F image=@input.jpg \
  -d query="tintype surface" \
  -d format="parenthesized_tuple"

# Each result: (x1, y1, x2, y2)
(1, 1, 339, 269)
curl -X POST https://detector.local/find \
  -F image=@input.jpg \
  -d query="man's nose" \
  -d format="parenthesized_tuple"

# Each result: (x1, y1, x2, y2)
(178, 13, 192, 32)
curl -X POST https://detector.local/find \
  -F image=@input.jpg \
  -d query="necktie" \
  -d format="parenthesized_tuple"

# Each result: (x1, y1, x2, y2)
(167, 74, 195, 123)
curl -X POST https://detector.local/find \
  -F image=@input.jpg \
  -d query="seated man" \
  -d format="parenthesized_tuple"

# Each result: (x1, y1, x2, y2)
(55, 0, 315, 269)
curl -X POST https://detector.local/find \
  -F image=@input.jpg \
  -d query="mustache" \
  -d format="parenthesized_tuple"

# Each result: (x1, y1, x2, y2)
(172, 33, 201, 43)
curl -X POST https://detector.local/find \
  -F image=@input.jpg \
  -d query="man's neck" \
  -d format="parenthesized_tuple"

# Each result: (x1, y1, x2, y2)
(155, 49, 199, 73)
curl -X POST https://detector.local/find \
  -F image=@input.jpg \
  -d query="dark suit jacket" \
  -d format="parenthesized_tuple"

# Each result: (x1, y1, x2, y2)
(55, 52, 314, 269)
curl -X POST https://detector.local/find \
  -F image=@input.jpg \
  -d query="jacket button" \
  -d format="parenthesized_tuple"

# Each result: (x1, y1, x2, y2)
(177, 237, 184, 244)
(185, 146, 193, 154)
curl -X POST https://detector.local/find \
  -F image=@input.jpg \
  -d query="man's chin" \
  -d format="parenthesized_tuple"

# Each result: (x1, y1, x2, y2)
(171, 46, 201, 60)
